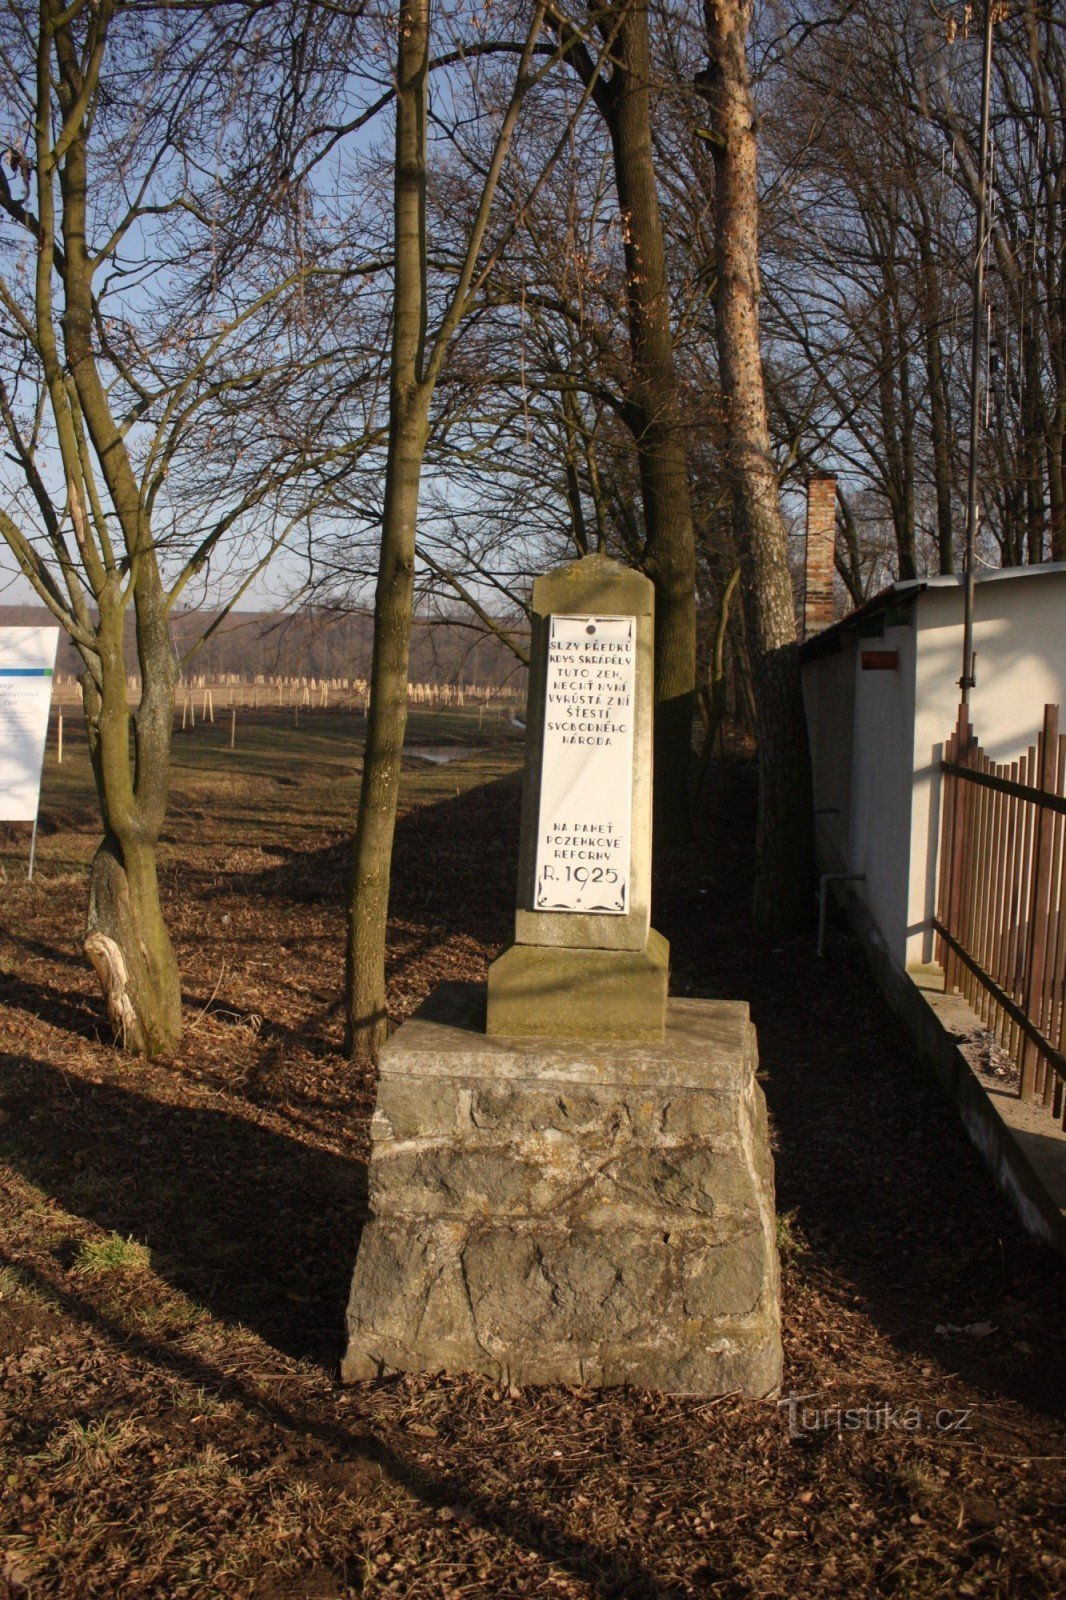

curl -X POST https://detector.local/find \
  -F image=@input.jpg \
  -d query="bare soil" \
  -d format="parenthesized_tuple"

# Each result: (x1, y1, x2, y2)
(0, 709, 1062, 1599)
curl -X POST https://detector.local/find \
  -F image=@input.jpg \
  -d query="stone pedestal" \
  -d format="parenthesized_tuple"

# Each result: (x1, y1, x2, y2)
(486, 929, 670, 1042)
(342, 984, 782, 1396)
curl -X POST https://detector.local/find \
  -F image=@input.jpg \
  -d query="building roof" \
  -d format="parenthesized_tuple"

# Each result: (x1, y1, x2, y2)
(800, 562, 1066, 661)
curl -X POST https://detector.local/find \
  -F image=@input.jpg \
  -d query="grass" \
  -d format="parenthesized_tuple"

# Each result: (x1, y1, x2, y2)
(37, 1414, 142, 1477)
(5, 698, 526, 884)
(156, 1442, 239, 1495)
(168, 1385, 229, 1420)
(0, 1541, 43, 1594)
(73, 1232, 152, 1276)
(0, 1265, 27, 1300)
(117, 1290, 210, 1340)
(775, 1207, 808, 1259)
(893, 1460, 941, 1506)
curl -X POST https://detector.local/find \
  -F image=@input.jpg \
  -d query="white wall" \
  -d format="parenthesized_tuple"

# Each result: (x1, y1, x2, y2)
(802, 613, 919, 961)
(802, 564, 1066, 972)
(906, 569, 1066, 966)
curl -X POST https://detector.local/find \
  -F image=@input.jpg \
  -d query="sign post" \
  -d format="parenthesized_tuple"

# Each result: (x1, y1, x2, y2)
(0, 628, 60, 878)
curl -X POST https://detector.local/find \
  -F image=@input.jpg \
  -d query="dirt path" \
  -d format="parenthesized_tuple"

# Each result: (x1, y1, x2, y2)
(0, 727, 1062, 1598)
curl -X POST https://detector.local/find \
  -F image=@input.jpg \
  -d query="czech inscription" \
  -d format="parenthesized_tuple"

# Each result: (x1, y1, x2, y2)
(533, 614, 634, 914)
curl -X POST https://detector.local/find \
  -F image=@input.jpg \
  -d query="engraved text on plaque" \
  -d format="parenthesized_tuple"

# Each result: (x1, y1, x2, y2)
(533, 613, 634, 913)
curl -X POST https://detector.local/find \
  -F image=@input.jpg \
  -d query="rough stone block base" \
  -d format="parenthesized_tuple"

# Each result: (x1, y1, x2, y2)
(486, 929, 669, 1041)
(342, 983, 782, 1396)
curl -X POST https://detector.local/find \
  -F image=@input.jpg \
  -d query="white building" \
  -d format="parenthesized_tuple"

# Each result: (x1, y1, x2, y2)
(801, 564, 1066, 972)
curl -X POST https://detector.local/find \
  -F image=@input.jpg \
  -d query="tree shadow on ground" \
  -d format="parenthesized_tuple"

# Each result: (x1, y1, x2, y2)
(232, 771, 521, 950)
(151, 774, 524, 1055)
(218, 752, 1066, 1419)
(5, 931, 85, 969)
(668, 760, 1064, 1420)
(7, 760, 1063, 1422)
(2, 1244, 690, 1599)
(0, 1050, 365, 1368)
(0, 972, 105, 1040)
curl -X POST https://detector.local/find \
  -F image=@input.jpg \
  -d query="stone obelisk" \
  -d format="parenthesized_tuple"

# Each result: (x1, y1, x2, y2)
(486, 554, 668, 1040)
(342, 553, 782, 1395)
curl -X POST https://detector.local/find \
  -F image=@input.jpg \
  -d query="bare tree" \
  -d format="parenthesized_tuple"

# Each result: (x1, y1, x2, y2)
(697, 0, 814, 932)
(758, 0, 1063, 581)
(0, 0, 382, 1051)
(928, 0, 1065, 563)
(344, 0, 618, 1060)
(544, 0, 699, 843)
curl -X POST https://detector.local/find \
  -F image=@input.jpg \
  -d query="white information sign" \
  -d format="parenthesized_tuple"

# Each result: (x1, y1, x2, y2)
(0, 628, 60, 822)
(533, 613, 634, 914)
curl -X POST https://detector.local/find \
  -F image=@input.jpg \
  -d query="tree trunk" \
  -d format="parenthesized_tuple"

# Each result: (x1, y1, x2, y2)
(344, 407, 429, 1060)
(81, 637, 181, 1057)
(1048, 419, 1065, 562)
(343, 0, 550, 1059)
(602, 2, 697, 845)
(876, 294, 917, 582)
(1021, 321, 1047, 562)
(345, 0, 431, 1062)
(692, 561, 740, 804)
(41, 3, 184, 1054)
(557, 1, 698, 841)
(836, 486, 867, 604)
(85, 834, 181, 1054)
(699, 0, 815, 933)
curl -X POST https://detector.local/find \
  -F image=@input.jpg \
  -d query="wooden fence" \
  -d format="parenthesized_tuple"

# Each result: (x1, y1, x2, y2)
(935, 703, 1066, 1127)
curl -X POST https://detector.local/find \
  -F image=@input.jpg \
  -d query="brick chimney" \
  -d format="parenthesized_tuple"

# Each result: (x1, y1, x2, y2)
(804, 474, 837, 639)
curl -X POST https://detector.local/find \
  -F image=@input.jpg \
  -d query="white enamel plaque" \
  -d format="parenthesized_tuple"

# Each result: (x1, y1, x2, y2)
(533, 613, 634, 914)
(0, 627, 59, 822)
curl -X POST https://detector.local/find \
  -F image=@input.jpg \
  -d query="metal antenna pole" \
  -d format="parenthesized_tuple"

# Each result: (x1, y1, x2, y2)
(960, 0, 995, 705)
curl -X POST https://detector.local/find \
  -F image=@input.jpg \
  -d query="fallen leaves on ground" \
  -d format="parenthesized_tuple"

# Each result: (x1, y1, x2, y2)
(0, 713, 1062, 1599)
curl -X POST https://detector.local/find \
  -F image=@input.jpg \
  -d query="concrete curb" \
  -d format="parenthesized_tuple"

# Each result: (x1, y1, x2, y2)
(831, 884, 1066, 1256)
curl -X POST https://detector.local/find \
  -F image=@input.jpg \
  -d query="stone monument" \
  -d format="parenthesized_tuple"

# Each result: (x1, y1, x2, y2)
(342, 553, 782, 1395)
(486, 556, 668, 1040)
